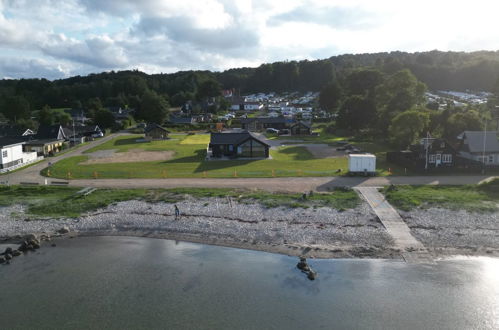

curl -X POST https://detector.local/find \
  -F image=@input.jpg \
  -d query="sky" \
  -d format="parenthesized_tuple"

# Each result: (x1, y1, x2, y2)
(1, 0, 499, 80)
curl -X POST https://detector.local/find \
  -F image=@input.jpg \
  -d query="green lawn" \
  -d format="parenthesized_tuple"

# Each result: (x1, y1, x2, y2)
(44, 134, 347, 179)
(381, 181, 499, 212)
(0, 186, 360, 217)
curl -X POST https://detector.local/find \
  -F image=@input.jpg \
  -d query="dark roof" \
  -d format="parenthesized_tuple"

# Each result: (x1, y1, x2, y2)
(24, 139, 64, 146)
(240, 117, 294, 124)
(0, 125, 34, 137)
(35, 124, 65, 140)
(0, 137, 25, 148)
(290, 121, 312, 128)
(144, 123, 170, 133)
(62, 125, 101, 137)
(210, 131, 270, 147)
(170, 117, 194, 124)
(459, 131, 499, 153)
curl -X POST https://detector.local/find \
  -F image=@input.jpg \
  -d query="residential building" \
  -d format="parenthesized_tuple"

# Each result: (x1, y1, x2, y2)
(24, 124, 66, 156)
(144, 123, 170, 140)
(456, 131, 499, 165)
(0, 138, 39, 173)
(208, 131, 270, 159)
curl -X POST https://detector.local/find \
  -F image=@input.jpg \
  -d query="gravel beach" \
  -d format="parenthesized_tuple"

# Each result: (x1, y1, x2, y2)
(1, 198, 497, 259)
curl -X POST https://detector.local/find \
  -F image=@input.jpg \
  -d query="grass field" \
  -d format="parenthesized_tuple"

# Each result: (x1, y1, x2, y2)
(0, 186, 360, 217)
(45, 134, 348, 179)
(381, 180, 499, 212)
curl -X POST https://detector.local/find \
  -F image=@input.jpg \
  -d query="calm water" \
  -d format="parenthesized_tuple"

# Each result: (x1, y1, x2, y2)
(0, 236, 498, 330)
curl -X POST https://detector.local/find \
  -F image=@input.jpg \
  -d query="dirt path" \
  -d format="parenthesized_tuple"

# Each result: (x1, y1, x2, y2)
(63, 175, 494, 191)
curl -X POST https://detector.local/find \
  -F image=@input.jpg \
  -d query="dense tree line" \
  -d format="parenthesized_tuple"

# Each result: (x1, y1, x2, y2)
(0, 50, 498, 139)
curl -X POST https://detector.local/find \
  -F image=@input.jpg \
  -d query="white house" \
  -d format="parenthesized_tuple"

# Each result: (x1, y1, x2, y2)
(456, 131, 499, 165)
(243, 102, 264, 111)
(0, 138, 40, 173)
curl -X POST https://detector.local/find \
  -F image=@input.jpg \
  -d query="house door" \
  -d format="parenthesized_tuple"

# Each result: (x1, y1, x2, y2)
(436, 154, 441, 166)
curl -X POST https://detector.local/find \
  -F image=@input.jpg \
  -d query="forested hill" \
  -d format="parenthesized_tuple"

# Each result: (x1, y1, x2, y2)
(1, 50, 499, 110)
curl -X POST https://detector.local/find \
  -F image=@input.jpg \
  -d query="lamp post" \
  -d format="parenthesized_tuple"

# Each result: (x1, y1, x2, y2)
(482, 119, 487, 174)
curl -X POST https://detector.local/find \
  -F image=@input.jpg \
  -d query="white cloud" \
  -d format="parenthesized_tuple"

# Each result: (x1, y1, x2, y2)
(1, 0, 499, 79)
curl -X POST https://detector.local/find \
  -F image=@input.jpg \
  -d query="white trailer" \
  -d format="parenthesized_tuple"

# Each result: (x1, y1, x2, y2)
(348, 154, 376, 176)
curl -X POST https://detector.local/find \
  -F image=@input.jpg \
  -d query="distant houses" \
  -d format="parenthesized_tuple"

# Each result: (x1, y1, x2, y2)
(208, 131, 270, 159)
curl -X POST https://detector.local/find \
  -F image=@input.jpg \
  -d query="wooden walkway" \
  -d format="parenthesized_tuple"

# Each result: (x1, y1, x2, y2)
(356, 187, 434, 264)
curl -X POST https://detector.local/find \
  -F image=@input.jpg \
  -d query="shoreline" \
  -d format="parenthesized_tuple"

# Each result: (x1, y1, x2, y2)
(1, 197, 498, 260)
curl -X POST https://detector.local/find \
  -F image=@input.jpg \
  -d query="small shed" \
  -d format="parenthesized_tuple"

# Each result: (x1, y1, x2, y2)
(290, 121, 312, 135)
(144, 123, 170, 141)
(348, 154, 376, 175)
(209, 131, 270, 159)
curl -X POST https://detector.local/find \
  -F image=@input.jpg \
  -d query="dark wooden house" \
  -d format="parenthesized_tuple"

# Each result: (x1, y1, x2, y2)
(387, 138, 460, 170)
(144, 123, 170, 140)
(290, 121, 312, 135)
(209, 131, 270, 159)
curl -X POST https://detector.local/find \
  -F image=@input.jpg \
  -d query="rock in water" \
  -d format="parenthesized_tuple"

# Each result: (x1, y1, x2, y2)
(0, 256, 5, 263)
(307, 270, 317, 281)
(5, 253, 12, 260)
(58, 226, 70, 234)
(297, 257, 308, 270)
(11, 250, 21, 257)
(3, 247, 13, 255)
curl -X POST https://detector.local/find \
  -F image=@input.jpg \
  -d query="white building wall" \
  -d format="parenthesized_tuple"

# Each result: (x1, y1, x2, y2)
(0, 144, 23, 166)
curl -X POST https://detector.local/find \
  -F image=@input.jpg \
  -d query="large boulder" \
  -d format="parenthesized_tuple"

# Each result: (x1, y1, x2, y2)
(0, 256, 5, 263)
(11, 250, 21, 257)
(3, 247, 13, 255)
(58, 226, 70, 234)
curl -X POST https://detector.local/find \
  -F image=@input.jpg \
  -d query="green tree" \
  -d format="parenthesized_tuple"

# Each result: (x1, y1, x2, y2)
(196, 79, 221, 100)
(138, 90, 169, 124)
(38, 105, 54, 126)
(319, 81, 342, 113)
(94, 109, 116, 129)
(444, 110, 483, 138)
(337, 96, 377, 131)
(345, 68, 383, 97)
(1, 95, 31, 121)
(388, 110, 430, 148)
(54, 112, 72, 126)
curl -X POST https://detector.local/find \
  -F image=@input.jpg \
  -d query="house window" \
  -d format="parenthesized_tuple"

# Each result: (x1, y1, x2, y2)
(428, 154, 436, 163)
(2, 150, 7, 158)
(442, 154, 452, 163)
(488, 155, 494, 163)
(440, 142, 445, 148)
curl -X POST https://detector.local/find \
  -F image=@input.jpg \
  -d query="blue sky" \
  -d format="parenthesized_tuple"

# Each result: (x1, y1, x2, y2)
(1, 0, 499, 79)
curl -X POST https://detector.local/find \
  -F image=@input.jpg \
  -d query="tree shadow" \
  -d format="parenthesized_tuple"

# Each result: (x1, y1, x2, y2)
(278, 146, 314, 160)
(114, 137, 145, 146)
(162, 150, 206, 164)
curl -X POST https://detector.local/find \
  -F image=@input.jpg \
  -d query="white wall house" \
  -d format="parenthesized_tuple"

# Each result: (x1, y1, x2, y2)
(457, 131, 499, 165)
(0, 139, 40, 173)
(243, 102, 264, 111)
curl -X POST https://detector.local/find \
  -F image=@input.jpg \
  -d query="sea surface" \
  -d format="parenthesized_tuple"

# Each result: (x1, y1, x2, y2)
(0, 236, 498, 329)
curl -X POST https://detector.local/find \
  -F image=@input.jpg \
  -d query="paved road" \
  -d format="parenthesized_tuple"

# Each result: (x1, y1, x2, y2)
(1, 133, 122, 185)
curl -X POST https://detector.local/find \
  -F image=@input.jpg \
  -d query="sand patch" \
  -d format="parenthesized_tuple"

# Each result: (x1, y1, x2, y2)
(83, 148, 175, 164)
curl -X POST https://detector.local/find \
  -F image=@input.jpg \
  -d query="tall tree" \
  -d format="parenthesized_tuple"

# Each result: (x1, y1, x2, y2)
(319, 81, 342, 113)
(337, 96, 377, 131)
(38, 105, 54, 126)
(137, 90, 169, 124)
(388, 110, 430, 148)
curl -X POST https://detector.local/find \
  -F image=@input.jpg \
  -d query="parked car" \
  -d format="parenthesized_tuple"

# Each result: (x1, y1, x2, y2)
(266, 128, 279, 134)
(278, 129, 290, 135)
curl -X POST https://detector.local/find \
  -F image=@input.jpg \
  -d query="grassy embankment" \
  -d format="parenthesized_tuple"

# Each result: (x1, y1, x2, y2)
(0, 185, 360, 217)
(381, 179, 499, 212)
(42, 134, 348, 179)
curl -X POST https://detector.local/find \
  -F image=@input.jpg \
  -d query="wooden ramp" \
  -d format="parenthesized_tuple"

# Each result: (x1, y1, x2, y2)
(356, 187, 434, 264)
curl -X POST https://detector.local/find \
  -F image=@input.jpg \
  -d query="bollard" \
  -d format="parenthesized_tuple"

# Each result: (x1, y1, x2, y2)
(47, 169, 51, 177)
(203, 171, 207, 178)
(67, 171, 71, 179)
(93, 171, 98, 179)
(272, 169, 276, 177)
(233, 170, 237, 177)
(162, 170, 167, 178)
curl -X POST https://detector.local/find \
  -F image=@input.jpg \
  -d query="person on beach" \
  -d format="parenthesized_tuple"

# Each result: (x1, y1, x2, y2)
(174, 205, 180, 219)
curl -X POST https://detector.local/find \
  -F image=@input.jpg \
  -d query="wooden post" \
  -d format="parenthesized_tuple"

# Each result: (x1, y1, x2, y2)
(162, 170, 167, 178)
(203, 171, 207, 178)
(297, 169, 302, 176)
(47, 169, 51, 177)
(233, 170, 237, 177)
(67, 171, 71, 179)
(93, 171, 98, 179)
(272, 169, 276, 177)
